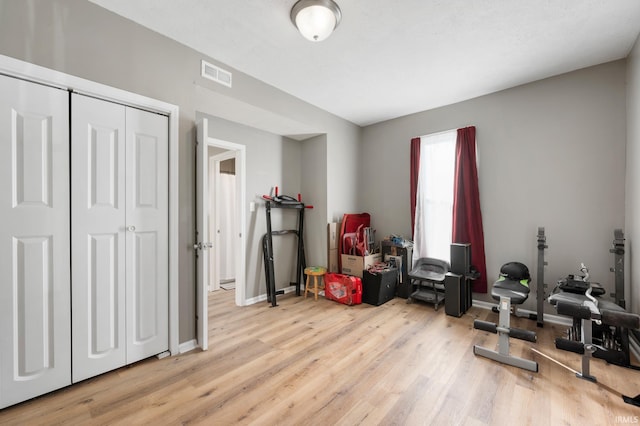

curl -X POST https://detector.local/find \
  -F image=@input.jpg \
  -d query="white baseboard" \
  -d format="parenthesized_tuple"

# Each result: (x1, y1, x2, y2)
(244, 285, 299, 305)
(178, 339, 198, 354)
(472, 299, 573, 326)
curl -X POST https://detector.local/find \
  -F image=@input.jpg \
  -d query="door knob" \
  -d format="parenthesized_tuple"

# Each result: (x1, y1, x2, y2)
(127, 225, 136, 232)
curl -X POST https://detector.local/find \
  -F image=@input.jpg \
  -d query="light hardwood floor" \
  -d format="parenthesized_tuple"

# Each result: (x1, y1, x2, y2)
(1, 289, 640, 425)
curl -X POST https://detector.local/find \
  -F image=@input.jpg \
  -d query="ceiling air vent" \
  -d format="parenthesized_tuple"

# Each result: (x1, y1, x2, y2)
(201, 60, 232, 88)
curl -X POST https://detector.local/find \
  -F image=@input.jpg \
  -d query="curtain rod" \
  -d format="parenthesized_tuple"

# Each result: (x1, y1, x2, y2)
(415, 125, 474, 139)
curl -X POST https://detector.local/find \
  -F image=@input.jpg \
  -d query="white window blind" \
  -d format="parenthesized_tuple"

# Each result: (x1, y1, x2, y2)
(413, 130, 456, 264)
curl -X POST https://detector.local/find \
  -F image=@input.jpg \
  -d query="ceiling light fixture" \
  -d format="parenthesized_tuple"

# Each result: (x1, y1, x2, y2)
(290, 0, 342, 42)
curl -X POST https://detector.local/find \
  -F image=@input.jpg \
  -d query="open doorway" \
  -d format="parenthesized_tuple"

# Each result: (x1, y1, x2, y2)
(208, 149, 237, 293)
(196, 118, 246, 350)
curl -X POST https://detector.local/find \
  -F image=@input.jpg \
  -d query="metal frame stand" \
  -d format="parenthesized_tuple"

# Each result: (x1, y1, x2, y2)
(555, 301, 616, 382)
(578, 315, 597, 382)
(536, 227, 548, 327)
(555, 298, 640, 370)
(610, 229, 625, 309)
(474, 296, 539, 372)
(263, 199, 306, 307)
(554, 300, 640, 406)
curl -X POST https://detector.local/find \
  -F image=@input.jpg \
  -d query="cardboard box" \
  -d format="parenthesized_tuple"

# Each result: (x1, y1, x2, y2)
(328, 248, 339, 273)
(341, 253, 382, 278)
(328, 223, 339, 272)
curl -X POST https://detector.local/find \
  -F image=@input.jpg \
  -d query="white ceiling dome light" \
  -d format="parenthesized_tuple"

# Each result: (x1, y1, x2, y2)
(290, 0, 342, 42)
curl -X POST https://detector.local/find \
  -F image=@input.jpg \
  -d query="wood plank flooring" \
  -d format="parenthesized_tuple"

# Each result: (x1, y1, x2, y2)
(2, 289, 640, 425)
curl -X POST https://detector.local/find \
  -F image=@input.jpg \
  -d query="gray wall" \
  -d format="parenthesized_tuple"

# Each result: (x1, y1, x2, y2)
(626, 34, 640, 313)
(327, 127, 363, 223)
(1, 0, 635, 338)
(198, 113, 304, 299)
(301, 134, 328, 265)
(0, 0, 361, 344)
(361, 61, 627, 310)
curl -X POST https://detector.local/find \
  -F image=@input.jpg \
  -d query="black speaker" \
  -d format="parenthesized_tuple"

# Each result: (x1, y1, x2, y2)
(362, 269, 398, 306)
(445, 273, 465, 317)
(465, 278, 473, 311)
(450, 243, 471, 275)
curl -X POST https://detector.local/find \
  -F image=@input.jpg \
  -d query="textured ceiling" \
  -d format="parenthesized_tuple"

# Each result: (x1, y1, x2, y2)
(89, 0, 640, 126)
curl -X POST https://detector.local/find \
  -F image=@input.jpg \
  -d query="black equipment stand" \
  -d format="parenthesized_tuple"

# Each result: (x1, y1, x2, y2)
(474, 295, 539, 372)
(262, 196, 308, 307)
(548, 228, 639, 372)
(554, 300, 640, 406)
(610, 229, 625, 309)
(536, 227, 548, 327)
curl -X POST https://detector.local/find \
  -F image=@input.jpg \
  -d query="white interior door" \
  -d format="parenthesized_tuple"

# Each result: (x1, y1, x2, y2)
(72, 94, 169, 380)
(0, 75, 71, 408)
(195, 121, 210, 351)
(196, 118, 247, 350)
(71, 94, 127, 382)
(125, 107, 169, 364)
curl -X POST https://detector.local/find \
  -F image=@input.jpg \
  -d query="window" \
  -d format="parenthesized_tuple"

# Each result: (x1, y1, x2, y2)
(413, 130, 456, 263)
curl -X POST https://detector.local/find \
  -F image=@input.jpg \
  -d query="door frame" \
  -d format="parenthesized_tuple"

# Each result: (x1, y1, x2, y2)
(208, 154, 220, 293)
(196, 118, 247, 350)
(210, 149, 237, 293)
(0, 54, 181, 356)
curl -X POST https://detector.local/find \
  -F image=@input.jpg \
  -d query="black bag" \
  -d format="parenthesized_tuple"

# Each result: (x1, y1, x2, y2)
(558, 276, 606, 296)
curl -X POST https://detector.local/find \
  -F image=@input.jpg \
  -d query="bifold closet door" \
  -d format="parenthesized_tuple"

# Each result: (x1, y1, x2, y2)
(0, 75, 71, 408)
(124, 105, 169, 365)
(71, 94, 168, 383)
(71, 94, 127, 382)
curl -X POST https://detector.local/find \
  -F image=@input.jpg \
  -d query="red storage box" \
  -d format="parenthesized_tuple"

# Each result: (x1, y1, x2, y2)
(325, 273, 362, 305)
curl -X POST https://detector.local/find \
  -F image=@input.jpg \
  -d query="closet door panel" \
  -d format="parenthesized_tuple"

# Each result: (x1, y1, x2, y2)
(71, 94, 126, 383)
(88, 233, 120, 355)
(0, 75, 71, 409)
(125, 107, 169, 363)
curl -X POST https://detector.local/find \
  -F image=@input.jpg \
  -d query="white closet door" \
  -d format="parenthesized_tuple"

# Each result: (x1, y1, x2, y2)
(0, 75, 71, 408)
(125, 107, 168, 364)
(71, 94, 127, 382)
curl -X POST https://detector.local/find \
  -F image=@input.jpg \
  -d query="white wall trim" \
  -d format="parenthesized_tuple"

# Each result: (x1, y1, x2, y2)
(178, 339, 199, 354)
(244, 285, 299, 306)
(198, 120, 247, 308)
(213, 137, 247, 308)
(196, 119, 247, 350)
(0, 54, 181, 356)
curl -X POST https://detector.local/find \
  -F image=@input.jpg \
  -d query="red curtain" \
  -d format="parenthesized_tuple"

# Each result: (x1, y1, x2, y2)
(452, 126, 487, 293)
(410, 137, 421, 239)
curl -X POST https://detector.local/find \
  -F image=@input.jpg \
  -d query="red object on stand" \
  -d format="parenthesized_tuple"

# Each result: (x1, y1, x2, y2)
(338, 213, 371, 270)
